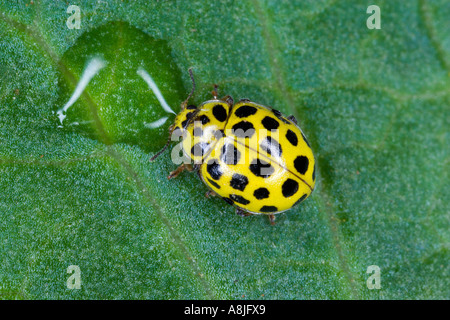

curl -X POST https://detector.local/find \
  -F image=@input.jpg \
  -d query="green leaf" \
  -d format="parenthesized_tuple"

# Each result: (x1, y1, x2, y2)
(0, 0, 448, 299)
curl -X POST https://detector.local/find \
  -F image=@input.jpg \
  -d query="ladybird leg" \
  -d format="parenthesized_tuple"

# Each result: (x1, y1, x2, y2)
(211, 84, 233, 107)
(268, 214, 276, 226)
(212, 84, 219, 99)
(205, 190, 217, 198)
(168, 163, 194, 179)
(235, 208, 252, 217)
(220, 95, 234, 107)
(287, 115, 298, 125)
(150, 125, 174, 162)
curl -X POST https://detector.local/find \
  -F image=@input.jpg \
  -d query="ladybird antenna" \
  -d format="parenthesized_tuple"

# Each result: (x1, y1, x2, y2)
(181, 68, 196, 110)
(150, 131, 173, 162)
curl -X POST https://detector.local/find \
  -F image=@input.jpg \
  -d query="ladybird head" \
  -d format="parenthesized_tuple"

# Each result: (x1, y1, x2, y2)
(150, 68, 232, 163)
(172, 104, 197, 133)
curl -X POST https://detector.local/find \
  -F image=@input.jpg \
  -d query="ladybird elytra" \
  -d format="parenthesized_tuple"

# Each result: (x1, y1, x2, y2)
(151, 69, 315, 223)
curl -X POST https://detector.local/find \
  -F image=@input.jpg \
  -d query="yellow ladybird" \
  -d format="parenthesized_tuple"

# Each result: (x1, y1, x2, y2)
(151, 70, 315, 223)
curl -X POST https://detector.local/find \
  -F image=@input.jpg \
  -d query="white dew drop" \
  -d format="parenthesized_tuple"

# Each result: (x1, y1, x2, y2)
(57, 57, 107, 125)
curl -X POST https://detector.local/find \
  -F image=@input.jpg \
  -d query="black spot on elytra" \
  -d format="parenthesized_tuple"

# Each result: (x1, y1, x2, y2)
(213, 104, 227, 122)
(193, 126, 203, 137)
(294, 193, 308, 207)
(181, 111, 196, 128)
(214, 129, 225, 139)
(207, 178, 221, 189)
(253, 188, 270, 200)
(199, 114, 210, 125)
(223, 197, 234, 205)
(282, 178, 299, 198)
(294, 156, 309, 175)
(260, 137, 282, 157)
(206, 159, 222, 180)
(232, 121, 255, 138)
(221, 143, 241, 165)
(230, 194, 250, 205)
(260, 205, 278, 213)
(312, 165, 316, 181)
(230, 173, 248, 191)
(301, 132, 311, 147)
(272, 109, 282, 118)
(171, 127, 182, 140)
(249, 158, 275, 178)
(287, 115, 298, 124)
(261, 116, 280, 130)
(235, 105, 257, 118)
(191, 142, 209, 157)
(271, 108, 290, 124)
(286, 129, 298, 146)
